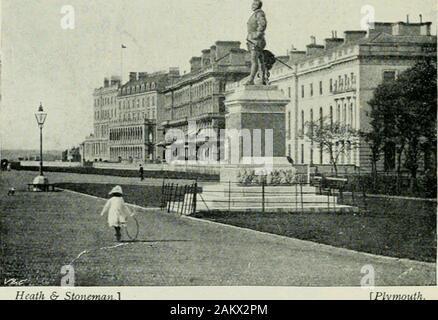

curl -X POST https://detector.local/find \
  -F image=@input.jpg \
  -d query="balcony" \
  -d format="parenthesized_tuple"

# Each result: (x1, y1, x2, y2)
(332, 84, 357, 95)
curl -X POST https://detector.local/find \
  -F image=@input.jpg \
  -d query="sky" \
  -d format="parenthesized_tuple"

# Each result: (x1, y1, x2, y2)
(0, 0, 436, 150)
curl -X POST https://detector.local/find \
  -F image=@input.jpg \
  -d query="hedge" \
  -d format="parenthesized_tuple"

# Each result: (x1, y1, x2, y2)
(10, 162, 219, 182)
(343, 173, 437, 199)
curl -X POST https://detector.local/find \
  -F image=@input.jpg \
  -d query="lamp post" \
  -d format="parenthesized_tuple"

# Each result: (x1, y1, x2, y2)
(33, 103, 48, 189)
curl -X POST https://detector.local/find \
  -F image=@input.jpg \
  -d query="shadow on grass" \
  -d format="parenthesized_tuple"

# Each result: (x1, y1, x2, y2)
(193, 196, 437, 263)
(55, 183, 162, 208)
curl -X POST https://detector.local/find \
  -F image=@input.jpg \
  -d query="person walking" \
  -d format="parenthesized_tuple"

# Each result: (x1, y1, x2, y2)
(139, 164, 144, 181)
(100, 185, 133, 242)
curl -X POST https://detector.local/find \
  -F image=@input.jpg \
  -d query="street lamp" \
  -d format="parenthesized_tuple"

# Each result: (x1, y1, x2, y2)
(33, 103, 49, 189)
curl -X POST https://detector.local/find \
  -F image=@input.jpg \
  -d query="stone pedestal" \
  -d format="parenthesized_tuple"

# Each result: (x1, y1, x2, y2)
(221, 84, 291, 182)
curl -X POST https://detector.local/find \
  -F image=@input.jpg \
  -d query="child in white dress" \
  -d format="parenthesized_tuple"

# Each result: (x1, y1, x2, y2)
(100, 186, 133, 242)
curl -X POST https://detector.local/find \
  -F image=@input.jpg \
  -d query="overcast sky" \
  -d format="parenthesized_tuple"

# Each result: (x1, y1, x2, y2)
(1, 0, 436, 150)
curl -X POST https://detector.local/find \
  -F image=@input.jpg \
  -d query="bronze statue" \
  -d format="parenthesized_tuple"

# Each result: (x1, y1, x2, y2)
(246, 0, 269, 85)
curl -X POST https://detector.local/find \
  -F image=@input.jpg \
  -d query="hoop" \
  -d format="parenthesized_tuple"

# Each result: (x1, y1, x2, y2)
(123, 216, 139, 241)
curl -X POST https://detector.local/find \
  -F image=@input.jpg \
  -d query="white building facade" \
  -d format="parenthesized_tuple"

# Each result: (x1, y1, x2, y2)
(269, 20, 436, 172)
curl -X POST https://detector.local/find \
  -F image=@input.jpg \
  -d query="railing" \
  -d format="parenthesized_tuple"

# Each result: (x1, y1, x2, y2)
(198, 179, 367, 214)
(160, 180, 198, 215)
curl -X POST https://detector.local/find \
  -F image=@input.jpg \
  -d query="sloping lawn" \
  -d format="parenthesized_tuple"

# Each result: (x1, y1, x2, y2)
(55, 183, 162, 208)
(55, 182, 437, 262)
(194, 196, 436, 263)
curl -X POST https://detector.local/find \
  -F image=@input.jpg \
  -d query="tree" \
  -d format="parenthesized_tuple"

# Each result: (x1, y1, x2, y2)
(367, 59, 437, 190)
(305, 117, 361, 176)
(367, 78, 406, 176)
(361, 129, 383, 180)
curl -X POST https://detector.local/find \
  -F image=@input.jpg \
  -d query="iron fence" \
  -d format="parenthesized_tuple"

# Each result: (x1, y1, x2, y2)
(160, 180, 198, 215)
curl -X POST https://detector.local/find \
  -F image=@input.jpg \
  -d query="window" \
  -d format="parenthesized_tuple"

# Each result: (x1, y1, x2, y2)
(301, 110, 305, 136)
(319, 107, 323, 128)
(288, 87, 292, 98)
(343, 104, 347, 124)
(383, 71, 396, 83)
(310, 109, 314, 139)
(319, 81, 323, 95)
(310, 147, 314, 165)
(310, 83, 313, 96)
(287, 111, 291, 139)
(301, 144, 305, 164)
(288, 144, 292, 157)
(330, 106, 333, 128)
(320, 143, 323, 164)
(350, 103, 354, 127)
(330, 79, 333, 92)
(301, 85, 304, 98)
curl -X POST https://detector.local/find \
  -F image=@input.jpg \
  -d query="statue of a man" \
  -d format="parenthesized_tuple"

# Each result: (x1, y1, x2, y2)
(246, 0, 267, 85)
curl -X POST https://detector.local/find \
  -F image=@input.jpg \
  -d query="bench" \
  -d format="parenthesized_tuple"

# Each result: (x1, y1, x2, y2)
(311, 176, 348, 195)
(27, 184, 57, 192)
(311, 176, 324, 193)
(325, 177, 348, 190)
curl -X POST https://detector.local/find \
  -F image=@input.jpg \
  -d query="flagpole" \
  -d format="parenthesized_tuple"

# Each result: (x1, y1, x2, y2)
(120, 45, 124, 83)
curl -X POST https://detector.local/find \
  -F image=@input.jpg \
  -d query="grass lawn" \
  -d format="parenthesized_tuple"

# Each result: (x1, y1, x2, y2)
(55, 183, 162, 208)
(58, 182, 436, 263)
(193, 195, 437, 263)
(1, 171, 435, 286)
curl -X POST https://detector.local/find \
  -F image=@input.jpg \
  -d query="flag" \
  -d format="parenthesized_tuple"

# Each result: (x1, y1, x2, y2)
(121, 44, 127, 49)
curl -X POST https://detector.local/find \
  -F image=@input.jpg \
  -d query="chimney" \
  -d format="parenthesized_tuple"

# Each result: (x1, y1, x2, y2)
(215, 41, 241, 64)
(201, 49, 211, 68)
(344, 30, 367, 43)
(325, 32, 344, 49)
(190, 57, 202, 72)
(138, 72, 148, 81)
(406, 14, 410, 24)
(420, 14, 423, 23)
(391, 20, 431, 36)
(110, 76, 121, 86)
(368, 22, 393, 37)
(306, 36, 324, 55)
(210, 45, 217, 62)
(229, 48, 246, 65)
(129, 72, 137, 82)
(104, 78, 109, 88)
(421, 22, 432, 36)
(168, 67, 180, 77)
(288, 46, 306, 63)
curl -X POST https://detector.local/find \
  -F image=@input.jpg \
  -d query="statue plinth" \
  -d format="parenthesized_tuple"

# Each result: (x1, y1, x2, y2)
(221, 84, 291, 182)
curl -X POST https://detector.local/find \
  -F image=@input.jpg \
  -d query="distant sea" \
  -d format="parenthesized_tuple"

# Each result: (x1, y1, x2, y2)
(0, 149, 63, 161)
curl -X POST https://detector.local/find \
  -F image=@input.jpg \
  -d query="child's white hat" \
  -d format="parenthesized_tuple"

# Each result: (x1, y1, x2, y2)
(109, 185, 123, 195)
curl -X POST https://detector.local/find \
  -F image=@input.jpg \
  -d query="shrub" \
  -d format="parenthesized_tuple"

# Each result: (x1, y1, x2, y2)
(344, 173, 436, 198)
(238, 168, 298, 186)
